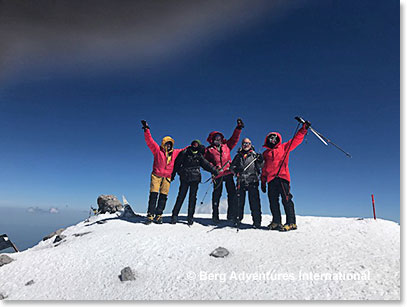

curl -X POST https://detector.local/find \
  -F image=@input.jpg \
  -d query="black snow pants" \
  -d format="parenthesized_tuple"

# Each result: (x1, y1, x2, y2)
(148, 192, 168, 216)
(237, 182, 262, 225)
(267, 177, 296, 225)
(212, 174, 237, 220)
(172, 180, 199, 220)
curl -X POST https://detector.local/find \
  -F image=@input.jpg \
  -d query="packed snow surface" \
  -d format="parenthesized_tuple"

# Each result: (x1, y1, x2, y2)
(0, 213, 400, 300)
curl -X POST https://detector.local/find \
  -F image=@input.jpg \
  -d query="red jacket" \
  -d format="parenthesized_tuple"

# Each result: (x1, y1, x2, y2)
(261, 125, 307, 184)
(144, 130, 185, 179)
(204, 128, 242, 178)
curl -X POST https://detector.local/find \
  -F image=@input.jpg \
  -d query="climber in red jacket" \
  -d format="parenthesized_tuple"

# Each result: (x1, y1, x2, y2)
(141, 120, 186, 224)
(261, 120, 310, 231)
(205, 118, 244, 224)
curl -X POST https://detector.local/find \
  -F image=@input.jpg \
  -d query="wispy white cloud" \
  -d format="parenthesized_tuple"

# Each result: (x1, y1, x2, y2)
(27, 206, 59, 214)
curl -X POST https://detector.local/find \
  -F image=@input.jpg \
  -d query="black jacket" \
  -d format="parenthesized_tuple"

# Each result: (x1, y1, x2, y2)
(172, 145, 217, 183)
(231, 147, 264, 187)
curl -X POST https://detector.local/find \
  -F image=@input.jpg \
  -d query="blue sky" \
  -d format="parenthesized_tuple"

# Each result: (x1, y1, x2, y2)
(0, 0, 399, 222)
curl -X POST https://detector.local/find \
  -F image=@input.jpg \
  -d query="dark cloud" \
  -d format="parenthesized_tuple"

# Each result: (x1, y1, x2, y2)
(0, 0, 303, 80)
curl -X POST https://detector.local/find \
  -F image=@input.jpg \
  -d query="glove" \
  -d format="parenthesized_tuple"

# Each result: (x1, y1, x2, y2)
(256, 153, 264, 163)
(212, 169, 219, 177)
(237, 118, 244, 129)
(141, 120, 150, 131)
(171, 173, 176, 182)
(261, 182, 267, 193)
(304, 120, 311, 129)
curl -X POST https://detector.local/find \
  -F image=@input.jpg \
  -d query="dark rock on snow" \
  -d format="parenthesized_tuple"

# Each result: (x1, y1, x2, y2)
(97, 195, 123, 213)
(73, 232, 92, 237)
(0, 255, 14, 267)
(53, 235, 66, 244)
(43, 228, 65, 241)
(210, 247, 229, 258)
(119, 266, 135, 282)
(25, 280, 35, 286)
(0, 293, 6, 300)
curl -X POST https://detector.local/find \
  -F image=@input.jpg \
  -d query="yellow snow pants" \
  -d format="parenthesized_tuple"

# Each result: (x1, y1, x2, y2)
(150, 173, 171, 195)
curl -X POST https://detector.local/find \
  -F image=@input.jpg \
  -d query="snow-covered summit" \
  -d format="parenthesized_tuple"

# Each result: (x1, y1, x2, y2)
(0, 213, 400, 300)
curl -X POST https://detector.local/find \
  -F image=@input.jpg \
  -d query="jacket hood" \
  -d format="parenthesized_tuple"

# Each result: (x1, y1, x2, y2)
(161, 136, 175, 152)
(263, 132, 282, 149)
(207, 131, 226, 144)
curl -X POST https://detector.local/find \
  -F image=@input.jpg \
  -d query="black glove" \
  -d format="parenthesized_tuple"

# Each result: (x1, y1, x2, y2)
(304, 120, 311, 129)
(261, 182, 267, 193)
(256, 153, 264, 163)
(141, 120, 150, 131)
(237, 118, 244, 129)
(212, 169, 219, 177)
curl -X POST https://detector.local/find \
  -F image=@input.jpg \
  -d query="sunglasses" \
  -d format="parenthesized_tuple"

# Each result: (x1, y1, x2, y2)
(243, 142, 251, 146)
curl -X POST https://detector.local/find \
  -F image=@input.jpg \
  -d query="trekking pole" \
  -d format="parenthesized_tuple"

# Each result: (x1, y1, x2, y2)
(295, 116, 352, 158)
(200, 180, 213, 205)
(242, 156, 258, 172)
(276, 123, 301, 179)
(203, 160, 231, 183)
(236, 173, 241, 232)
(371, 194, 377, 220)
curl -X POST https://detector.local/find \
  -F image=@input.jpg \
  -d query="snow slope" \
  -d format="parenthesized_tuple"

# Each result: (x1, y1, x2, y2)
(0, 213, 400, 300)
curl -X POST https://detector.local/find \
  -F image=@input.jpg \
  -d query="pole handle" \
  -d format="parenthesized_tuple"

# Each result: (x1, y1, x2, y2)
(295, 116, 305, 124)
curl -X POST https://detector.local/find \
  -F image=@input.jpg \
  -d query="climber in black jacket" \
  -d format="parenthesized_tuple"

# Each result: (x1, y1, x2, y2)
(171, 140, 218, 225)
(231, 138, 264, 228)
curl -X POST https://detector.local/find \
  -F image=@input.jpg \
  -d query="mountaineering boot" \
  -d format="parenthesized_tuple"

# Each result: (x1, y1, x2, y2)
(154, 214, 163, 224)
(170, 216, 178, 224)
(212, 215, 219, 224)
(145, 213, 154, 225)
(187, 219, 194, 226)
(253, 217, 261, 229)
(280, 223, 297, 232)
(268, 222, 284, 231)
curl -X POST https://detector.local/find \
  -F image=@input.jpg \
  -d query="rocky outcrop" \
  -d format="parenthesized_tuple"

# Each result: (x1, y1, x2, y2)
(97, 195, 123, 213)
(0, 255, 14, 267)
(43, 228, 65, 241)
(53, 235, 66, 244)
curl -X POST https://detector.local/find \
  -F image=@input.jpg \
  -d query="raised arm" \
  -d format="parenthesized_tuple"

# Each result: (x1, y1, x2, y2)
(284, 124, 308, 152)
(142, 120, 159, 154)
(226, 118, 244, 149)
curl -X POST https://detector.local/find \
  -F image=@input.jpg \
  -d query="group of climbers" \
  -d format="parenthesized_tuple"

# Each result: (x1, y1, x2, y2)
(141, 118, 310, 231)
